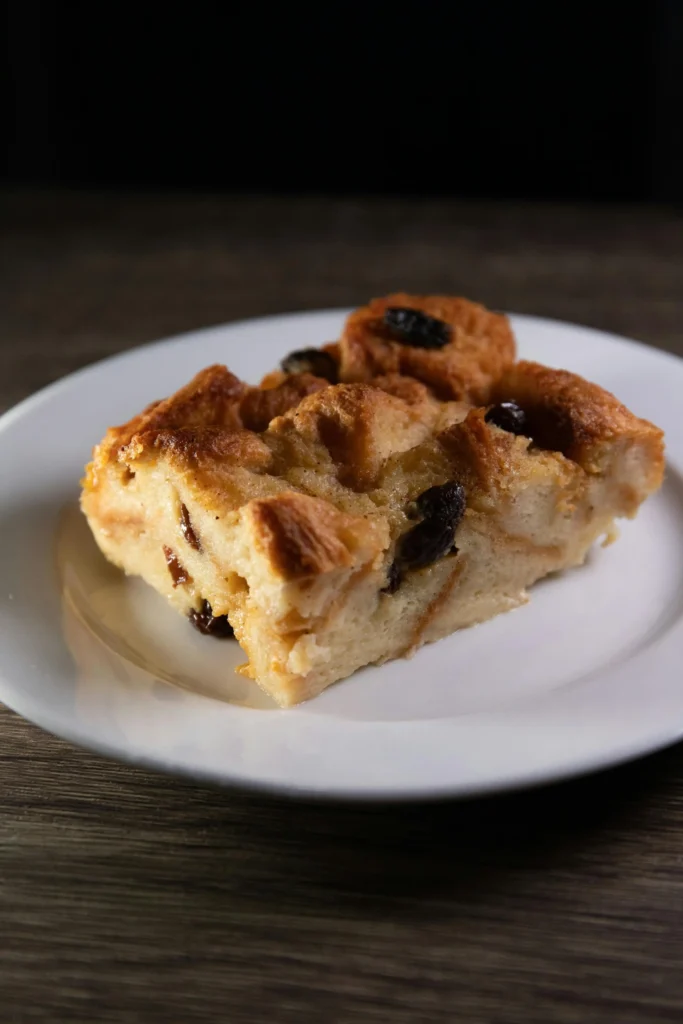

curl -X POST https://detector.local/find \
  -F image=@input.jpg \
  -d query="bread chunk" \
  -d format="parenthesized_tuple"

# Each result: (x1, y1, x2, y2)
(81, 297, 664, 706)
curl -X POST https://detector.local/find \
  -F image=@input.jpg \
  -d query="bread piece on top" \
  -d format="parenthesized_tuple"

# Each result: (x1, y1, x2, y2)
(338, 292, 515, 402)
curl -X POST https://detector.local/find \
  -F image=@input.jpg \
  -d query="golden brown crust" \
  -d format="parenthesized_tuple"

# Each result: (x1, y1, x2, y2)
(339, 293, 515, 402)
(121, 426, 274, 472)
(258, 369, 288, 390)
(438, 407, 581, 513)
(439, 407, 527, 494)
(84, 365, 247, 489)
(496, 361, 665, 477)
(272, 383, 430, 491)
(369, 373, 435, 408)
(239, 373, 329, 432)
(248, 492, 383, 580)
(109, 365, 246, 450)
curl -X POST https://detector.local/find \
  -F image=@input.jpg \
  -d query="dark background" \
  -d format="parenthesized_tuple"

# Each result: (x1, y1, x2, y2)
(3, 2, 683, 201)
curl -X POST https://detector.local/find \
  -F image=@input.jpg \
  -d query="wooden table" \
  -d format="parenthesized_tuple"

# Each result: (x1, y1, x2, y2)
(2, 190, 683, 1024)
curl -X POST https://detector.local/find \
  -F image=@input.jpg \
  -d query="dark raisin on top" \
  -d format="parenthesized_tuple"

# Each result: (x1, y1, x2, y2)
(485, 401, 527, 436)
(392, 481, 467, 581)
(382, 307, 452, 349)
(397, 518, 460, 572)
(280, 349, 338, 383)
(415, 482, 467, 525)
(189, 599, 234, 639)
(163, 546, 191, 587)
(179, 503, 201, 551)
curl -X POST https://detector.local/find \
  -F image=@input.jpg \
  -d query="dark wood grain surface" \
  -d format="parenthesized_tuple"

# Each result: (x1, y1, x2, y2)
(2, 190, 683, 1024)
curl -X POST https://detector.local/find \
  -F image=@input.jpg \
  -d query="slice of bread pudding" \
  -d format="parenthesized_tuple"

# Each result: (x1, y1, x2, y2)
(81, 296, 664, 706)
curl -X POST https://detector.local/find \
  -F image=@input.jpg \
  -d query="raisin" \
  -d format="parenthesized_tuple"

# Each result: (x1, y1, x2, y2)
(415, 482, 466, 525)
(163, 545, 191, 587)
(389, 481, 467, 586)
(281, 349, 338, 382)
(382, 560, 401, 594)
(397, 517, 459, 572)
(179, 503, 201, 551)
(189, 599, 234, 638)
(485, 401, 527, 435)
(382, 307, 452, 349)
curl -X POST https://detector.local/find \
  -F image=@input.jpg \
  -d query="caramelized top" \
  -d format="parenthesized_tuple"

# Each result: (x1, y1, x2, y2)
(82, 294, 665, 583)
(338, 293, 515, 402)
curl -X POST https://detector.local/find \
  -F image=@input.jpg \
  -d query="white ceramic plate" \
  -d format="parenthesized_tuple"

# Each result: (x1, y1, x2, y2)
(1, 310, 682, 800)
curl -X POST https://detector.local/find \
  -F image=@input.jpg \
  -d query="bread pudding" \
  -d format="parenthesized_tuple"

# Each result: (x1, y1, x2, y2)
(81, 295, 665, 706)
